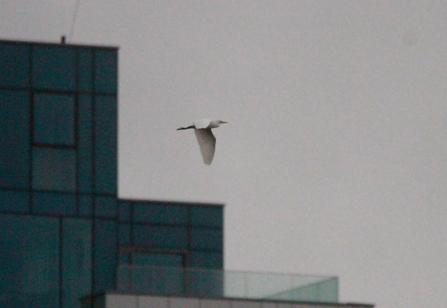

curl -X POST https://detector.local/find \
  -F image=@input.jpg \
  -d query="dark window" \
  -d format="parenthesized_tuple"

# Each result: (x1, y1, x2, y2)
(79, 194, 93, 217)
(118, 201, 131, 222)
(94, 96, 117, 194)
(0, 43, 30, 88)
(0, 215, 59, 308)
(33, 192, 76, 216)
(78, 95, 92, 193)
(191, 228, 223, 251)
(134, 252, 184, 267)
(0, 190, 29, 213)
(94, 49, 117, 93)
(119, 251, 130, 264)
(119, 223, 131, 245)
(0, 90, 30, 189)
(191, 206, 223, 227)
(79, 49, 93, 92)
(191, 251, 223, 269)
(93, 219, 117, 293)
(32, 45, 76, 91)
(33, 93, 75, 146)
(32, 148, 76, 192)
(62, 218, 92, 308)
(95, 195, 117, 218)
(134, 202, 188, 225)
(134, 225, 188, 249)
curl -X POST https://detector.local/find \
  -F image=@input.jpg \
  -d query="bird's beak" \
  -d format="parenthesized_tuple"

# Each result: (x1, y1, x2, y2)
(221, 121, 228, 124)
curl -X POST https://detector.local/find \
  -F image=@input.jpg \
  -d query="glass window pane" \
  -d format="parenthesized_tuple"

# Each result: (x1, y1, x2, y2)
(94, 49, 117, 93)
(32, 45, 76, 91)
(32, 148, 76, 192)
(33, 192, 76, 216)
(0, 215, 59, 308)
(0, 190, 29, 213)
(134, 202, 188, 225)
(62, 218, 92, 308)
(134, 225, 188, 249)
(0, 43, 30, 87)
(33, 93, 75, 146)
(93, 219, 117, 293)
(94, 96, 117, 194)
(191, 228, 222, 251)
(0, 90, 30, 189)
(191, 251, 222, 269)
(79, 49, 92, 92)
(119, 223, 130, 245)
(95, 196, 117, 218)
(78, 95, 92, 193)
(134, 252, 184, 267)
(191, 206, 223, 227)
(79, 194, 93, 217)
(118, 201, 131, 222)
(119, 251, 130, 264)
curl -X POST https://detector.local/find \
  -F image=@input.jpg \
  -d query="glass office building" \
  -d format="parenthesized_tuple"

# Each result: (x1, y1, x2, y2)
(0, 39, 223, 308)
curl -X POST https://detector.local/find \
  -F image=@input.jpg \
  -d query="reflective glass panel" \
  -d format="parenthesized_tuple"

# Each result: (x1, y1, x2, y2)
(78, 95, 92, 193)
(95, 196, 117, 218)
(0, 43, 30, 87)
(191, 251, 223, 269)
(32, 45, 76, 91)
(118, 201, 131, 222)
(134, 225, 188, 249)
(191, 206, 223, 227)
(93, 219, 117, 293)
(134, 252, 183, 267)
(62, 218, 92, 308)
(119, 223, 130, 245)
(191, 228, 223, 251)
(32, 192, 76, 216)
(32, 148, 76, 192)
(94, 49, 117, 93)
(79, 48, 92, 92)
(79, 194, 93, 217)
(0, 190, 29, 213)
(134, 202, 188, 225)
(94, 96, 117, 194)
(119, 252, 130, 264)
(0, 90, 30, 189)
(0, 215, 59, 308)
(33, 93, 75, 146)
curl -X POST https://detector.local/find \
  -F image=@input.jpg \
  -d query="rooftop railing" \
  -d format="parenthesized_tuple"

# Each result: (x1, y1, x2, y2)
(116, 265, 338, 303)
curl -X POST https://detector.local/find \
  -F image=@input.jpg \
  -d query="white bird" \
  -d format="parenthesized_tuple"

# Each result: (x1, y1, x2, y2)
(177, 119, 228, 165)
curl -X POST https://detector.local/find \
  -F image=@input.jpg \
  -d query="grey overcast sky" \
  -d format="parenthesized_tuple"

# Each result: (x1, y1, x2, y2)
(2, 1, 446, 307)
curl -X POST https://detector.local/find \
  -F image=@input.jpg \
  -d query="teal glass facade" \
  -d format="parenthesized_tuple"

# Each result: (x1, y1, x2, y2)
(0, 40, 223, 308)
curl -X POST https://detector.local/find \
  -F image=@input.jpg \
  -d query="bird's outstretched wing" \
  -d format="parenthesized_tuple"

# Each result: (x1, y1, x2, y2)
(194, 128, 216, 165)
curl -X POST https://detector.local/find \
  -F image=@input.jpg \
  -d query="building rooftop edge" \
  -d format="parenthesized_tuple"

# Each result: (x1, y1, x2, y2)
(117, 196, 225, 207)
(0, 38, 119, 50)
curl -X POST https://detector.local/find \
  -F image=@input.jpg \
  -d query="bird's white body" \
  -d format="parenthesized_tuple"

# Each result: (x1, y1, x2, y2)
(192, 119, 220, 129)
(177, 119, 227, 165)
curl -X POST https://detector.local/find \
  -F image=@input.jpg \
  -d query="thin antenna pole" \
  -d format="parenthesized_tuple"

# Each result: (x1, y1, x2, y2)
(68, 0, 81, 42)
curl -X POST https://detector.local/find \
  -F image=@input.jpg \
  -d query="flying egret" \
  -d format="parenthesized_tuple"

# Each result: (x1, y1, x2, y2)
(177, 119, 228, 165)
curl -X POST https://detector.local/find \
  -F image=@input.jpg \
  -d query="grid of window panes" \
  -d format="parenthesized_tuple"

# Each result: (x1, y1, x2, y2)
(0, 40, 224, 308)
(0, 40, 117, 196)
(0, 40, 117, 308)
(118, 200, 223, 270)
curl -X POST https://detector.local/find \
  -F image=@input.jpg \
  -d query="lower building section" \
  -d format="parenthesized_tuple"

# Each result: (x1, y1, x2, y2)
(85, 293, 374, 308)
